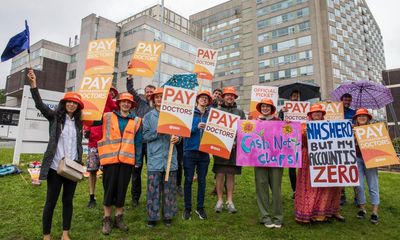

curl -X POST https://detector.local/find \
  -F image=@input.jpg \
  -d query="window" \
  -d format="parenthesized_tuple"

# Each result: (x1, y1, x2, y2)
(70, 54, 77, 63)
(257, 0, 309, 16)
(122, 48, 135, 57)
(259, 73, 271, 83)
(258, 59, 270, 68)
(298, 36, 311, 46)
(67, 69, 76, 80)
(229, 51, 240, 58)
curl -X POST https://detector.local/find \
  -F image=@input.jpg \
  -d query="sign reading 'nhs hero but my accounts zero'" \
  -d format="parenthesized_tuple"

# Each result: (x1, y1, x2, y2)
(307, 120, 359, 187)
(236, 121, 302, 168)
(157, 86, 196, 138)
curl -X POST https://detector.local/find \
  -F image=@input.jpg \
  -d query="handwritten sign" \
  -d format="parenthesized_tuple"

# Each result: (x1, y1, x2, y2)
(236, 120, 302, 168)
(199, 108, 239, 159)
(354, 122, 400, 168)
(307, 120, 359, 187)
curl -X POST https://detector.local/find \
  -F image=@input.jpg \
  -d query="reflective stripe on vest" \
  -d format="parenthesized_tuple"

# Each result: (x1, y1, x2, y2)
(98, 112, 141, 166)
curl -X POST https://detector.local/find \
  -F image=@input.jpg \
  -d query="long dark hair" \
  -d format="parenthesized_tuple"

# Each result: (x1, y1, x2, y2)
(56, 100, 82, 130)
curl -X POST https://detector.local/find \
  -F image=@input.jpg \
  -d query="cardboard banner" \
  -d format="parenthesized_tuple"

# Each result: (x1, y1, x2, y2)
(249, 86, 279, 119)
(236, 120, 302, 168)
(283, 101, 310, 122)
(354, 122, 400, 168)
(193, 48, 218, 80)
(78, 75, 113, 121)
(128, 41, 164, 78)
(157, 86, 196, 137)
(307, 120, 359, 187)
(319, 102, 344, 120)
(199, 108, 239, 159)
(84, 38, 116, 76)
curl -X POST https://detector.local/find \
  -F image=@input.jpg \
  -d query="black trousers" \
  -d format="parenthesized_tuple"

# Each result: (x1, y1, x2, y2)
(42, 169, 77, 235)
(289, 168, 296, 192)
(103, 163, 132, 207)
(176, 141, 183, 188)
(131, 143, 147, 201)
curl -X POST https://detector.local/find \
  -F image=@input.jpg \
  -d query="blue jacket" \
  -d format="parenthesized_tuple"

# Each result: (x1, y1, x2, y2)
(184, 107, 210, 152)
(344, 107, 356, 120)
(142, 109, 178, 172)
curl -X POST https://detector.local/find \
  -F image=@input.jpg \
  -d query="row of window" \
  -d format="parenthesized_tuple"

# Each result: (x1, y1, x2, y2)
(217, 43, 239, 53)
(216, 60, 241, 70)
(204, 26, 240, 41)
(257, 7, 309, 30)
(217, 51, 240, 61)
(11, 48, 71, 70)
(123, 24, 198, 55)
(203, 18, 240, 33)
(215, 68, 241, 77)
(256, 0, 308, 17)
(258, 35, 312, 55)
(161, 53, 194, 72)
(259, 65, 314, 83)
(258, 50, 312, 68)
(67, 69, 76, 80)
(210, 34, 240, 46)
(258, 21, 310, 42)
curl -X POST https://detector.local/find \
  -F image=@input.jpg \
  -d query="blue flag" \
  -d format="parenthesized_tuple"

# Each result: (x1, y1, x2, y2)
(1, 20, 30, 62)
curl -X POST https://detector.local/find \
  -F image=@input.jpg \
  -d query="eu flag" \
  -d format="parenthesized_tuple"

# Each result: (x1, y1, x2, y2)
(1, 20, 30, 62)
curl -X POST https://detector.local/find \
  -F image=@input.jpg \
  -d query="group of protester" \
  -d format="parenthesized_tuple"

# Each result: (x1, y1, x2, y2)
(26, 69, 381, 240)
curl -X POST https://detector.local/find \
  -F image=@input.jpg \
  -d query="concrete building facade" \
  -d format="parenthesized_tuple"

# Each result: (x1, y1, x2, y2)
(5, 5, 209, 107)
(190, 0, 386, 110)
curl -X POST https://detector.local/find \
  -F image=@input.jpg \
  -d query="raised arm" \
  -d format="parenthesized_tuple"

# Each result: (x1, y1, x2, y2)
(27, 69, 55, 121)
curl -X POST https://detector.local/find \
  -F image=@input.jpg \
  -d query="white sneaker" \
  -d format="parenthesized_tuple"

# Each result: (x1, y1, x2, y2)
(214, 201, 223, 213)
(226, 201, 237, 214)
(264, 223, 274, 228)
(274, 224, 282, 228)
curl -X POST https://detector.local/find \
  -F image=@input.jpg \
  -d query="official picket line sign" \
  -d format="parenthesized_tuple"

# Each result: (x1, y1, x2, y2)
(83, 38, 116, 76)
(249, 85, 279, 120)
(319, 102, 344, 120)
(157, 86, 196, 137)
(307, 120, 359, 187)
(193, 47, 218, 80)
(354, 122, 400, 168)
(236, 120, 302, 168)
(199, 108, 239, 159)
(283, 101, 310, 122)
(128, 41, 164, 78)
(78, 75, 113, 121)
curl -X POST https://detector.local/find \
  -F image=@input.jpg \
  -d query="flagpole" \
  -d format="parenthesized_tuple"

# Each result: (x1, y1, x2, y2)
(28, 50, 32, 69)
(157, 0, 164, 87)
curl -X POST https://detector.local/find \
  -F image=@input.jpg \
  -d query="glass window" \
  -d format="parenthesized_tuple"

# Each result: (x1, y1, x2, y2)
(298, 36, 311, 46)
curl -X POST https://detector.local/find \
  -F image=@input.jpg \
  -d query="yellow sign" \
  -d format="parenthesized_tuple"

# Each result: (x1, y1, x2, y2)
(128, 41, 164, 78)
(193, 48, 218, 80)
(319, 102, 344, 120)
(84, 38, 116, 76)
(78, 75, 113, 121)
(354, 122, 400, 168)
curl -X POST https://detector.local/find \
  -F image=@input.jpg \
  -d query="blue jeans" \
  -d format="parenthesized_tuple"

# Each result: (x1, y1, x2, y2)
(355, 156, 380, 205)
(183, 150, 210, 210)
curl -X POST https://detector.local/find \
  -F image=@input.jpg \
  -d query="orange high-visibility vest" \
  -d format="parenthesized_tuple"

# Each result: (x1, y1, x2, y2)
(98, 112, 141, 166)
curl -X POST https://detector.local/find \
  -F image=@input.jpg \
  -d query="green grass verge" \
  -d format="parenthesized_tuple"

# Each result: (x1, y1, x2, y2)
(0, 147, 399, 240)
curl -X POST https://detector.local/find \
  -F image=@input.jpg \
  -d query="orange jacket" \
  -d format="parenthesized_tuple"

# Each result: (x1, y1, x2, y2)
(98, 112, 141, 166)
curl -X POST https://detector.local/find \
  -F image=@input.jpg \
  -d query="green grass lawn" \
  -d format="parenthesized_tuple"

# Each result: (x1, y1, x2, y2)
(1, 147, 399, 240)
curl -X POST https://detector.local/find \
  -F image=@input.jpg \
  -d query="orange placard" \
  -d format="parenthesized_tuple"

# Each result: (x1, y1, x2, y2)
(249, 85, 278, 120)
(199, 108, 239, 159)
(127, 41, 164, 78)
(319, 102, 344, 120)
(354, 122, 400, 168)
(78, 75, 113, 121)
(84, 38, 116, 76)
(157, 86, 196, 137)
(283, 101, 310, 122)
(193, 47, 218, 80)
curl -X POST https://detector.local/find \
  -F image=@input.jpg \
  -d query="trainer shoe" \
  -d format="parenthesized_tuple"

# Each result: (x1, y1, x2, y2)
(226, 201, 237, 214)
(370, 214, 379, 224)
(182, 209, 192, 220)
(214, 201, 223, 213)
(195, 208, 208, 220)
(147, 221, 156, 228)
(87, 199, 96, 208)
(164, 219, 172, 227)
(357, 210, 367, 219)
